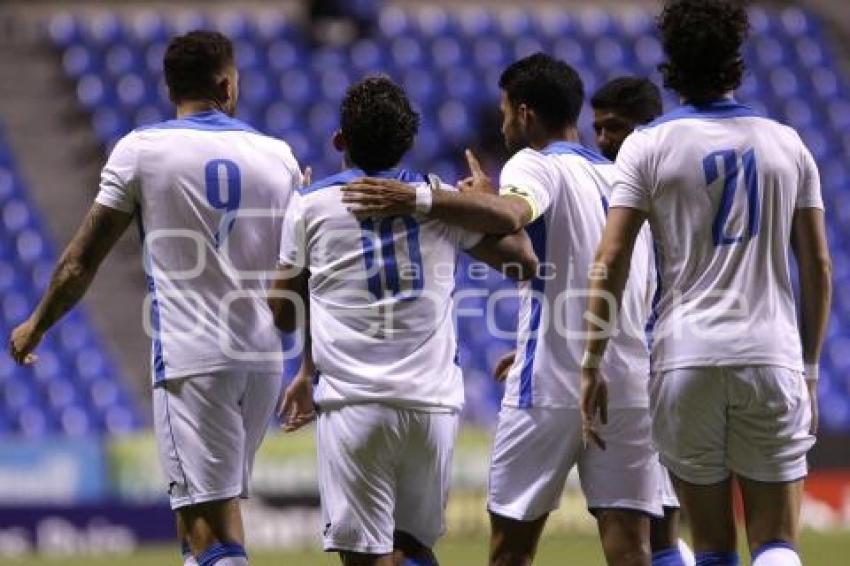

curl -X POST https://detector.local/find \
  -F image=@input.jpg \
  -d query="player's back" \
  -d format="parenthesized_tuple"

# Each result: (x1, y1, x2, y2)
(613, 99, 822, 371)
(97, 110, 301, 382)
(281, 169, 482, 411)
(500, 142, 653, 410)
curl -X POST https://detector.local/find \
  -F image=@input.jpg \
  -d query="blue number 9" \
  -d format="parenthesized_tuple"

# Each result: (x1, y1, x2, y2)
(204, 159, 242, 248)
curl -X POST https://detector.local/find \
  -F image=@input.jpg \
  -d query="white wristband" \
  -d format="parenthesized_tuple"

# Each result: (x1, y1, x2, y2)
(804, 363, 818, 382)
(415, 183, 433, 214)
(581, 351, 602, 370)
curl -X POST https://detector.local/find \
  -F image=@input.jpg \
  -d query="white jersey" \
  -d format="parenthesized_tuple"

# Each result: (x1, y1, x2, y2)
(96, 110, 301, 383)
(499, 142, 655, 409)
(611, 99, 824, 372)
(278, 169, 482, 411)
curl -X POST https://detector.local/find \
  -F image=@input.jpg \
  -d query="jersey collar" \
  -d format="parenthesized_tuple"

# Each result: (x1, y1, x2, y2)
(137, 109, 259, 134)
(300, 167, 426, 195)
(644, 99, 762, 129)
(540, 141, 611, 164)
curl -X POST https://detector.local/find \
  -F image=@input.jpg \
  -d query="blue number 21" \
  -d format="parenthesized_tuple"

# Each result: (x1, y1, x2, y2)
(702, 149, 760, 246)
(204, 159, 242, 248)
(359, 216, 424, 299)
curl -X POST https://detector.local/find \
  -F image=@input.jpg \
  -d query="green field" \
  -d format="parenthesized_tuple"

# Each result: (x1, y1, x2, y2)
(6, 531, 849, 565)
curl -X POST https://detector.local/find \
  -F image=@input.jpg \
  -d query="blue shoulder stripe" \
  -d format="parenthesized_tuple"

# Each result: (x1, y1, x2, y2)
(642, 99, 763, 130)
(541, 141, 611, 164)
(137, 110, 259, 134)
(299, 167, 426, 196)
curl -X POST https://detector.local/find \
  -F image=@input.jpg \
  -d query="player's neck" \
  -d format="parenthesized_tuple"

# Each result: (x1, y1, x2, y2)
(529, 126, 580, 151)
(680, 91, 735, 106)
(175, 100, 226, 118)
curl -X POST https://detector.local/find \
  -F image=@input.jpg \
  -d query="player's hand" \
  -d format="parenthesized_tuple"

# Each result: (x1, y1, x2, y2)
(341, 178, 416, 219)
(302, 166, 312, 188)
(457, 149, 496, 194)
(278, 371, 316, 433)
(580, 367, 608, 450)
(806, 378, 819, 436)
(493, 350, 515, 383)
(9, 319, 41, 366)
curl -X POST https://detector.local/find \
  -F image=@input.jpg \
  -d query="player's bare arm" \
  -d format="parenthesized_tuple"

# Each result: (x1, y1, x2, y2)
(9, 203, 133, 365)
(269, 264, 316, 431)
(791, 208, 832, 434)
(580, 205, 647, 449)
(279, 333, 316, 433)
(493, 350, 515, 383)
(268, 263, 309, 333)
(342, 149, 533, 235)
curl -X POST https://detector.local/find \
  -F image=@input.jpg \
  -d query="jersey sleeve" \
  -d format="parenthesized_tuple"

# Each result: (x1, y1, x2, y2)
(279, 193, 307, 268)
(95, 132, 140, 213)
(796, 144, 824, 210)
(610, 132, 652, 212)
(454, 227, 485, 251)
(498, 150, 554, 222)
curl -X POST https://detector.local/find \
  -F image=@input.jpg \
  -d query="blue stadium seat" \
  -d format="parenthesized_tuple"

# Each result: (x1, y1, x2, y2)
(267, 40, 306, 74)
(350, 38, 386, 73)
(63, 45, 100, 79)
(83, 12, 125, 47)
(535, 10, 575, 41)
(60, 405, 95, 436)
(48, 13, 83, 49)
(496, 8, 533, 39)
(414, 7, 454, 40)
(457, 7, 496, 39)
(169, 11, 208, 36)
(126, 12, 169, 45)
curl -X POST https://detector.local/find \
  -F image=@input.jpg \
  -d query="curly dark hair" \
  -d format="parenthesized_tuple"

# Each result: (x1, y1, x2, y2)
(163, 30, 234, 103)
(659, 0, 749, 105)
(340, 76, 420, 173)
(499, 52, 584, 131)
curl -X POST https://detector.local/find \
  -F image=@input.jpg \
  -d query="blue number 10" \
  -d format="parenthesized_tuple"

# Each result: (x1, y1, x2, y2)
(360, 216, 424, 299)
(204, 159, 242, 248)
(702, 149, 760, 246)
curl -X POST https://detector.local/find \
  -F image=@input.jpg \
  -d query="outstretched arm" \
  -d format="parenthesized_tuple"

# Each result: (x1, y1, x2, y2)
(342, 150, 534, 235)
(10, 203, 133, 364)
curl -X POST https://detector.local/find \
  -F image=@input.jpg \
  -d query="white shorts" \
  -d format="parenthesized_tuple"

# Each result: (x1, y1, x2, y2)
(657, 463, 680, 509)
(488, 407, 663, 521)
(650, 366, 814, 485)
(317, 404, 459, 554)
(153, 371, 280, 510)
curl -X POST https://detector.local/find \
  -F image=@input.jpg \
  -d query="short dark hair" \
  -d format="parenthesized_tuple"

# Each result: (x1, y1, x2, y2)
(163, 30, 234, 103)
(340, 76, 420, 173)
(659, 0, 749, 105)
(591, 77, 663, 124)
(499, 52, 584, 131)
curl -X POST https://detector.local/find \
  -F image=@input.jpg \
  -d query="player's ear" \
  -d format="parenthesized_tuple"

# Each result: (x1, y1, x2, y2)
(517, 103, 531, 128)
(332, 130, 346, 152)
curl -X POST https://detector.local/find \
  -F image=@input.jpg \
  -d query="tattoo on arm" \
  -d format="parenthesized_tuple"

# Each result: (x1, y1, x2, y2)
(30, 204, 132, 334)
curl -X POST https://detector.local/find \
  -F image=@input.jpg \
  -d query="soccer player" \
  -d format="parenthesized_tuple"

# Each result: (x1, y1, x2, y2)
(344, 54, 661, 566)
(9, 31, 302, 566)
(581, 2, 831, 566)
(592, 76, 695, 566)
(591, 77, 663, 162)
(269, 76, 537, 566)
